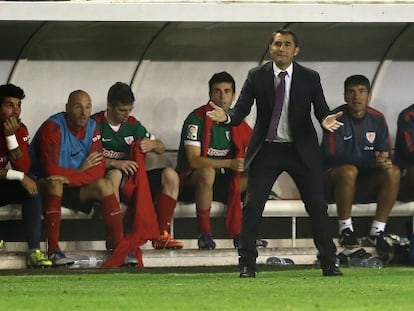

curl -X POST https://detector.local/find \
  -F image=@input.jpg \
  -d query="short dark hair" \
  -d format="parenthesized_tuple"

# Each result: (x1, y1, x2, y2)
(269, 28, 299, 47)
(0, 83, 25, 105)
(107, 82, 135, 106)
(208, 72, 236, 94)
(344, 75, 371, 93)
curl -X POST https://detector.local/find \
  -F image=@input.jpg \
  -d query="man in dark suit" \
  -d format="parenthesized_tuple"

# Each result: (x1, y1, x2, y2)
(207, 28, 343, 277)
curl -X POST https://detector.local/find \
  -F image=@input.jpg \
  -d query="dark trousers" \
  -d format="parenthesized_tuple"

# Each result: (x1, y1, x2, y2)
(0, 180, 42, 250)
(238, 142, 337, 270)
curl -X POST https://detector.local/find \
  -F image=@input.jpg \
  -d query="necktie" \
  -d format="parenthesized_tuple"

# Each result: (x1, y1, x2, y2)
(266, 71, 287, 141)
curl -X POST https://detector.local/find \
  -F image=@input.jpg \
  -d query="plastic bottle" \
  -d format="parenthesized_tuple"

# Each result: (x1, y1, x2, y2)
(266, 257, 294, 265)
(348, 257, 383, 269)
(70, 255, 103, 269)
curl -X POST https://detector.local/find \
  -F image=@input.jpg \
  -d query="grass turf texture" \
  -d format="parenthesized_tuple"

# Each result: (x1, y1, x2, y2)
(1, 265, 414, 310)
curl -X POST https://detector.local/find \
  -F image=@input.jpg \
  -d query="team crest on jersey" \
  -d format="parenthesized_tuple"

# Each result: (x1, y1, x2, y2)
(366, 132, 376, 143)
(187, 124, 198, 140)
(124, 136, 134, 145)
(225, 130, 231, 141)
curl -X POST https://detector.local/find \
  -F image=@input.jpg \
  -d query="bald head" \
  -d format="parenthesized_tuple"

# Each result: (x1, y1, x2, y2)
(67, 90, 90, 106)
(65, 90, 92, 130)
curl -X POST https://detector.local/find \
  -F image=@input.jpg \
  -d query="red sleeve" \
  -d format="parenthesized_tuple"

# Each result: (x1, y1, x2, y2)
(10, 124, 31, 173)
(36, 121, 105, 186)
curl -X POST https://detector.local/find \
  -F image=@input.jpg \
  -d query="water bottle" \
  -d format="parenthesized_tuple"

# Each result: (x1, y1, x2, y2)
(266, 257, 294, 265)
(348, 257, 383, 269)
(70, 255, 103, 268)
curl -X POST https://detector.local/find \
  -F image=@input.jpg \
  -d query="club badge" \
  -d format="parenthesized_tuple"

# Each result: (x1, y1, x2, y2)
(366, 132, 376, 143)
(124, 135, 134, 145)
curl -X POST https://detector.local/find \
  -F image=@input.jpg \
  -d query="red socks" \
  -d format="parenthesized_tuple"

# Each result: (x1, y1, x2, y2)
(44, 194, 124, 254)
(155, 193, 176, 233)
(196, 208, 211, 234)
(100, 194, 124, 247)
(43, 195, 62, 256)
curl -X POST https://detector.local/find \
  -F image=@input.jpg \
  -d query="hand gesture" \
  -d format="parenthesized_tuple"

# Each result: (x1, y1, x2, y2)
(3, 116, 21, 136)
(322, 111, 344, 133)
(206, 101, 227, 123)
(79, 151, 103, 171)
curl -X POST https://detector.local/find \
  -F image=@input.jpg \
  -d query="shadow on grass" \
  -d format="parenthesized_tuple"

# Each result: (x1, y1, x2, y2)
(0, 263, 317, 276)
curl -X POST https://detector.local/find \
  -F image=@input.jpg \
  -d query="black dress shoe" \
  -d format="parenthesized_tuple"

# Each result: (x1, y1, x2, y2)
(322, 265, 343, 277)
(239, 266, 256, 278)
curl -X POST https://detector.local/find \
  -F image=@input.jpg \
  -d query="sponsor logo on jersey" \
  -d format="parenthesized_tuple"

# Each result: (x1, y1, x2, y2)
(92, 134, 101, 142)
(207, 148, 230, 157)
(102, 138, 112, 142)
(71, 150, 81, 157)
(343, 135, 353, 141)
(103, 149, 128, 159)
(187, 124, 198, 140)
(366, 132, 376, 143)
(0, 156, 7, 163)
(124, 136, 134, 145)
(364, 146, 374, 150)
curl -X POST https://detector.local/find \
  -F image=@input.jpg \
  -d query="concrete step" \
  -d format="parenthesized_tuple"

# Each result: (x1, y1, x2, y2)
(0, 238, 377, 270)
(0, 246, 320, 270)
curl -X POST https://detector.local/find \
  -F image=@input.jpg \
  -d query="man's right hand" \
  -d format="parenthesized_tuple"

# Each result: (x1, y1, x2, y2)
(3, 116, 20, 136)
(206, 101, 228, 123)
(80, 151, 103, 171)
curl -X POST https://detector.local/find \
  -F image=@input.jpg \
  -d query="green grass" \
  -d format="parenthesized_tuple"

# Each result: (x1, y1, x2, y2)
(1, 265, 414, 310)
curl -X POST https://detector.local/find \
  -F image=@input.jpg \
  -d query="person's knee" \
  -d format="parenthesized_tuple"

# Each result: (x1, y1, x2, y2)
(192, 168, 216, 189)
(42, 179, 64, 196)
(105, 169, 123, 190)
(162, 167, 179, 189)
(106, 169, 122, 182)
(332, 165, 358, 184)
(91, 178, 114, 198)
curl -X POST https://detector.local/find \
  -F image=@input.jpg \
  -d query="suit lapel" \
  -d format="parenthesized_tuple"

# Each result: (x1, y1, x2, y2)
(288, 62, 301, 121)
(263, 62, 275, 109)
(290, 62, 298, 104)
(290, 62, 302, 105)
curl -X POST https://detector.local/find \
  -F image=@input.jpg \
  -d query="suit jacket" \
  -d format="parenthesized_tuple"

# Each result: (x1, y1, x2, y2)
(228, 61, 330, 170)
